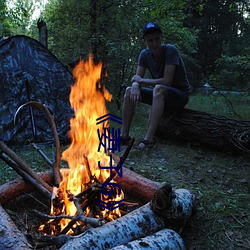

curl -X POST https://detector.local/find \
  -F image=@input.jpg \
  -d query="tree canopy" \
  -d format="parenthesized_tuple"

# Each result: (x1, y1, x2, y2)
(1, 0, 249, 105)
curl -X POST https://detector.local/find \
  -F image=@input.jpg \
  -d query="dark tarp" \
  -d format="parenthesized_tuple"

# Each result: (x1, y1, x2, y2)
(0, 35, 75, 145)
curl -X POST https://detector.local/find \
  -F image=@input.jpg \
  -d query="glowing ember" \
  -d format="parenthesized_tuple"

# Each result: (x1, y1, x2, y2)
(40, 55, 123, 235)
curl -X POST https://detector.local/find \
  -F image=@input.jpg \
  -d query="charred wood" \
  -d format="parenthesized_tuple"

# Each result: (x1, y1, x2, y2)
(0, 166, 160, 205)
(37, 19, 48, 47)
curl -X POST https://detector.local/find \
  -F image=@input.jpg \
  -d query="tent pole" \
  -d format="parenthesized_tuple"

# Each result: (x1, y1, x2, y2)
(24, 78, 38, 142)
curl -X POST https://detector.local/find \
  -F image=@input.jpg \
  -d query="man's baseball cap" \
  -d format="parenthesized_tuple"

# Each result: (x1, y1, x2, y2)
(142, 22, 162, 38)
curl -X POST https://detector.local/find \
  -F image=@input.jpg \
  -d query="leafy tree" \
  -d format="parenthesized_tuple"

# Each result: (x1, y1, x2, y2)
(0, 0, 12, 36)
(42, 0, 198, 108)
(185, 0, 250, 89)
(5, 0, 35, 35)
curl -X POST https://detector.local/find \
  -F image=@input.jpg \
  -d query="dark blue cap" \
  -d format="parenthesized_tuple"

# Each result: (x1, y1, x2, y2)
(142, 22, 162, 38)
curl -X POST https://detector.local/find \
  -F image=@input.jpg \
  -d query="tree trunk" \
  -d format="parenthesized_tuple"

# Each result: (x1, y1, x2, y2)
(0, 204, 32, 249)
(155, 108, 250, 154)
(37, 19, 48, 47)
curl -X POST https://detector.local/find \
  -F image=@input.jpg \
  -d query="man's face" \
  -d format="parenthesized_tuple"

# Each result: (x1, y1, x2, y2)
(143, 31, 162, 51)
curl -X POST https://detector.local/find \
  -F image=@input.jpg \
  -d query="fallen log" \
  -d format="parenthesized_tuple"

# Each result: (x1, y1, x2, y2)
(0, 204, 32, 249)
(59, 186, 195, 250)
(0, 171, 53, 204)
(155, 108, 250, 154)
(114, 166, 162, 202)
(110, 228, 186, 250)
(0, 167, 160, 205)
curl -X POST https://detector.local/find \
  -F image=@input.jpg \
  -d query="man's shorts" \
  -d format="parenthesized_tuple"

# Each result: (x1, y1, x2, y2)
(140, 87, 189, 112)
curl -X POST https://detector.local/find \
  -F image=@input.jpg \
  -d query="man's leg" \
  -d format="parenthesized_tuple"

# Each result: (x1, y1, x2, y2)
(121, 87, 136, 138)
(138, 85, 166, 147)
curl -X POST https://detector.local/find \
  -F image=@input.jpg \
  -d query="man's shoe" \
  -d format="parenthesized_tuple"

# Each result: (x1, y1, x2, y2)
(136, 139, 155, 149)
(120, 136, 132, 146)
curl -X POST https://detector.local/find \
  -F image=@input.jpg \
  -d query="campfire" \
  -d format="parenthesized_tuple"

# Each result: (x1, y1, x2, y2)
(0, 55, 196, 249)
(38, 55, 127, 236)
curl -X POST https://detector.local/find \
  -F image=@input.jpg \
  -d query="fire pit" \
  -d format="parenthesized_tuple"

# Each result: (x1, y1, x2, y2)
(0, 55, 196, 249)
(0, 167, 195, 249)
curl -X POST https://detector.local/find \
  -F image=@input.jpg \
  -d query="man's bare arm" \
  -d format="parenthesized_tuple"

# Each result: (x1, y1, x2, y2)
(132, 64, 176, 87)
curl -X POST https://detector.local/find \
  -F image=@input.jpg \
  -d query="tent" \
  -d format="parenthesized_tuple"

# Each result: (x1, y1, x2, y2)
(0, 35, 75, 145)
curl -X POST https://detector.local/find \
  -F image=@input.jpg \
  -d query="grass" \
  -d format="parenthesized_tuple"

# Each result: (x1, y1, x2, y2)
(0, 94, 249, 249)
(186, 93, 250, 120)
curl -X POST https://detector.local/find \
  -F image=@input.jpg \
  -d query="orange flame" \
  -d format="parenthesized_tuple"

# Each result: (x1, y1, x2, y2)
(43, 55, 122, 234)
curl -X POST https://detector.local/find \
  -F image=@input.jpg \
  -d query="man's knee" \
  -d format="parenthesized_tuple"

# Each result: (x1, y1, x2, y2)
(153, 84, 166, 98)
(124, 87, 132, 98)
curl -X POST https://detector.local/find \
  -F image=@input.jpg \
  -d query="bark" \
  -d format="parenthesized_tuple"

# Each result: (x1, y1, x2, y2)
(59, 187, 195, 250)
(155, 108, 250, 154)
(0, 171, 53, 205)
(114, 166, 162, 202)
(0, 204, 32, 249)
(0, 167, 160, 205)
(59, 203, 165, 250)
(110, 228, 186, 250)
(37, 19, 48, 47)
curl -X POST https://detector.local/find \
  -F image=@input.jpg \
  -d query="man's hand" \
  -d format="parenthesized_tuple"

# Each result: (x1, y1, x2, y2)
(131, 74, 142, 83)
(130, 82, 141, 102)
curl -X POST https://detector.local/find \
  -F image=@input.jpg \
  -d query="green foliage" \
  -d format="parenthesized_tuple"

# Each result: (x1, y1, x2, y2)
(2, 0, 250, 102)
(5, 0, 35, 35)
(0, 0, 12, 36)
(208, 55, 250, 89)
(186, 0, 250, 88)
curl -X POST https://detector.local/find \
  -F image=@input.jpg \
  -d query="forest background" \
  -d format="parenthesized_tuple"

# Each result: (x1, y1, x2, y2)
(0, 1, 250, 249)
(1, 0, 250, 108)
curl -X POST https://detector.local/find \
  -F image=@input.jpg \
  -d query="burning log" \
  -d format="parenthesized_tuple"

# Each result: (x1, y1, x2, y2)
(0, 204, 32, 249)
(59, 185, 195, 250)
(156, 108, 250, 154)
(110, 228, 186, 250)
(0, 166, 161, 205)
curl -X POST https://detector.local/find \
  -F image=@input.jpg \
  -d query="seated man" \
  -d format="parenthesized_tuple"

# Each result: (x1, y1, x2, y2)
(121, 21, 191, 148)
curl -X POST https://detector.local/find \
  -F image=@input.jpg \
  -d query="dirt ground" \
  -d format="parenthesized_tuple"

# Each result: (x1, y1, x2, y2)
(1, 138, 249, 249)
(123, 139, 250, 250)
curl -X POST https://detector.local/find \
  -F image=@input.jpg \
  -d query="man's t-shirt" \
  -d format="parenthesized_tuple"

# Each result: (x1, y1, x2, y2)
(138, 44, 191, 91)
